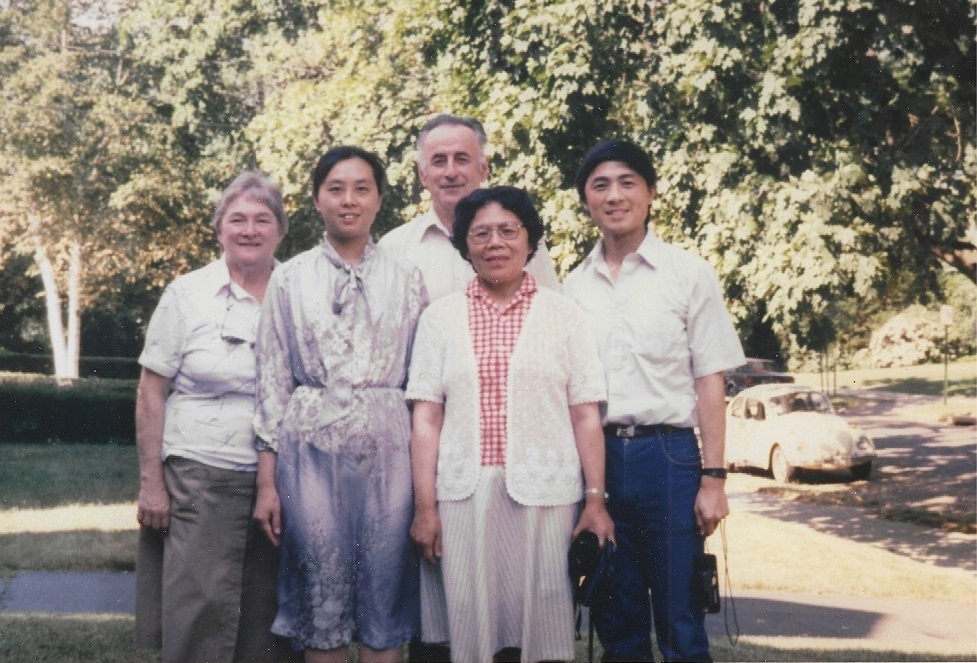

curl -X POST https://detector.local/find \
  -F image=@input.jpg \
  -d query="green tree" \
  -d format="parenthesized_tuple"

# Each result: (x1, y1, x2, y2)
(12, 0, 971, 369)
(0, 0, 210, 376)
(625, 0, 975, 357)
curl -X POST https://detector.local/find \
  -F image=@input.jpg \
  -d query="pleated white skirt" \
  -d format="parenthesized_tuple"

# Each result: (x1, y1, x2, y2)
(425, 466, 577, 663)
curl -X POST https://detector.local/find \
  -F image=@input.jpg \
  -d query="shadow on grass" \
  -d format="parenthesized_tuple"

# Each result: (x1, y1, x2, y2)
(0, 444, 139, 509)
(0, 531, 136, 572)
(0, 615, 969, 663)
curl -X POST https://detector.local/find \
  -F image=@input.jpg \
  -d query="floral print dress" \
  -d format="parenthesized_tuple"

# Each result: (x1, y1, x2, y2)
(253, 238, 427, 651)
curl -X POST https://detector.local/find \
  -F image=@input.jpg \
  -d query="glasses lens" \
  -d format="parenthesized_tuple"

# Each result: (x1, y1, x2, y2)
(469, 224, 523, 244)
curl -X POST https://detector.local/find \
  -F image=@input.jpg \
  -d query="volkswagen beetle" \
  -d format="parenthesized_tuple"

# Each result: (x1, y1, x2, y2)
(725, 384, 876, 482)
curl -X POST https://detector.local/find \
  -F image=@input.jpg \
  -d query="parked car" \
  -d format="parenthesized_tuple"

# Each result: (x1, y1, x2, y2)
(724, 357, 794, 397)
(725, 384, 876, 482)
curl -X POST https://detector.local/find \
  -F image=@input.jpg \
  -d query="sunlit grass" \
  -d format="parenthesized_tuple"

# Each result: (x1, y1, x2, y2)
(796, 356, 977, 399)
(713, 511, 976, 603)
(0, 503, 136, 534)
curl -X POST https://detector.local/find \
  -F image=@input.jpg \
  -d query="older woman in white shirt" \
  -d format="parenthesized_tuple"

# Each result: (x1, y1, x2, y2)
(134, 172, 295, 663)
(407, 185, 615, 663)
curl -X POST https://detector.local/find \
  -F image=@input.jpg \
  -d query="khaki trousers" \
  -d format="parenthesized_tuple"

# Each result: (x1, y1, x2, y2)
(135, 457, 298, 663)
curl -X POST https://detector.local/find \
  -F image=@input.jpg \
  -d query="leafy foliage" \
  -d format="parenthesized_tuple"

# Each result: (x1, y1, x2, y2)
(0, 0, 973, 366)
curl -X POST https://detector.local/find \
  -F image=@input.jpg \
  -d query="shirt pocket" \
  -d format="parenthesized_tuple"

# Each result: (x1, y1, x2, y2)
(623, 308, 687, 365)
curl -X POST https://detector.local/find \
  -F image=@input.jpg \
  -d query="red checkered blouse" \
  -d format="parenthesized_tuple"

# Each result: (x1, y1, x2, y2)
(466, 273, 538, 466)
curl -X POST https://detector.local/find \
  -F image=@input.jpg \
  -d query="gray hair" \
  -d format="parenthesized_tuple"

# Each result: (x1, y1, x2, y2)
(416, 114, 487, 163)
(212, 171, 289, 235)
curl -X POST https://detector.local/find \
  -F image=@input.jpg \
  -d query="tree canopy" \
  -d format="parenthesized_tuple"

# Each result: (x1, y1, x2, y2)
(1, 0, 973, 370)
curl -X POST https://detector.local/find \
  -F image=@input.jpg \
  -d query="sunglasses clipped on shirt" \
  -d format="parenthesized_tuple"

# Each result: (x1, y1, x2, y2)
(220, 290, 256, 349)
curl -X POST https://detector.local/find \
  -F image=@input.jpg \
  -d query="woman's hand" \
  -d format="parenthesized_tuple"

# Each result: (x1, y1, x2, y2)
(253, 450, 281, 546)
(253, 482, 282, 547)
(569, 401, 616, 547)
(572, 495, 616, 548)
(410, 505, 443, 564)
(135, 367, 172, 531)
(410, 401, 444, 565)
(137, 480, 171, 531)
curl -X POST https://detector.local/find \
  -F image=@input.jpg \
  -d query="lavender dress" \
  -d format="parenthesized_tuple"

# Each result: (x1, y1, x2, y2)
(254, 238, 427, 651)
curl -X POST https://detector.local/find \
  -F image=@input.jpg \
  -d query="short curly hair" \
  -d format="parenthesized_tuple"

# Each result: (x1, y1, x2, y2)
(212, 171, 289, 235)
(451, 186, 544, 264)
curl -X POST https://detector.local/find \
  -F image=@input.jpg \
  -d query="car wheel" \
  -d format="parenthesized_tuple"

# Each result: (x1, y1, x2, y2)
(770, 445, 796, 483)
(850, 461, 872, 481)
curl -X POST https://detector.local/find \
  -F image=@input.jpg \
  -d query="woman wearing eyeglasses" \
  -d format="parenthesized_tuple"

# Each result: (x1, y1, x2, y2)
(407, 185, 615, 663)
(135, 172, 296, 663)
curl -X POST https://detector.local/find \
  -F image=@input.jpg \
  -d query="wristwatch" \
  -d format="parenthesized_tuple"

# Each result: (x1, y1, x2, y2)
(700, 467, 727, 479)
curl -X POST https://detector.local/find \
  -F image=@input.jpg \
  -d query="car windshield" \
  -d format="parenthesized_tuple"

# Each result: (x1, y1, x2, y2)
(777, 391, 832, 414)
(743, 358, 783, 372)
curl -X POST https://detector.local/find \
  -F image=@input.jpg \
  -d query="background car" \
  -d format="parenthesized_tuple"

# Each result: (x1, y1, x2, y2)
(724, 357, 794, 397)
(725, 384, 876, 482)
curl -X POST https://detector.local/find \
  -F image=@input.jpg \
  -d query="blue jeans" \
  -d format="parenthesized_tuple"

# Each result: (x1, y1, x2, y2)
(592, 428, 711, 663)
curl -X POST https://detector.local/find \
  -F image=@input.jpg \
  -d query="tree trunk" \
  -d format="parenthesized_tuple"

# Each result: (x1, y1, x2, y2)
(65, 242, 81, 378)
(32, 231, 81, 379)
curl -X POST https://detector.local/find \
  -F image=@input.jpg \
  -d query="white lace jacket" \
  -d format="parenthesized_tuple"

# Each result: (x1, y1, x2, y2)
(406, 286, 606, 506)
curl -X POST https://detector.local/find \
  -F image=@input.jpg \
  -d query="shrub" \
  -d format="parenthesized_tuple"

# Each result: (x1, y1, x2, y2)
(0, 373, 135, 444)
(864, 308, 944, 368)
(0, 353, 140, 380)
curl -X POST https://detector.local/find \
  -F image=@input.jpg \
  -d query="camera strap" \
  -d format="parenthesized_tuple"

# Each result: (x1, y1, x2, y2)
(713, 521, 741, 646)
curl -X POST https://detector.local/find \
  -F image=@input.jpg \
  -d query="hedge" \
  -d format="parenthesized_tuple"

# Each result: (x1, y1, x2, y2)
(0, 374, 136, 444)
(0, 354, 140, 380)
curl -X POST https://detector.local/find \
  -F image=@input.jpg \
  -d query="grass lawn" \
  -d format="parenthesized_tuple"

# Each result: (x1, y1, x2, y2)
(796, 356, 977, 399)
(0, 443, 139, 510)
(0, 614, 971, 663)
(1, 360, 974, 662)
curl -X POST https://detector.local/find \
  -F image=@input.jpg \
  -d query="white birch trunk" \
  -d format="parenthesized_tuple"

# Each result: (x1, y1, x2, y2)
(31, 225, 81, 379)
(65, 242, 81, 378)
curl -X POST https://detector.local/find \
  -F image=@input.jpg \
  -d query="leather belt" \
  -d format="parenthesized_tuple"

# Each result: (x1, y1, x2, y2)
(602, 423, 690, 438)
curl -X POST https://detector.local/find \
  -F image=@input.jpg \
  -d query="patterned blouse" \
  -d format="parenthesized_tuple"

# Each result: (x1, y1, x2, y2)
(253, 238, 427, 452)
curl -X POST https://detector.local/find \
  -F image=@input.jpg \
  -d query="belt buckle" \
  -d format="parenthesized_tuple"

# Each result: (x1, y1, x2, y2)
(620, 424, 635, 438)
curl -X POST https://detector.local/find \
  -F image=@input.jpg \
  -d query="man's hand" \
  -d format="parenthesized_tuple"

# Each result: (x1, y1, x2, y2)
(694, 475, 729, 537)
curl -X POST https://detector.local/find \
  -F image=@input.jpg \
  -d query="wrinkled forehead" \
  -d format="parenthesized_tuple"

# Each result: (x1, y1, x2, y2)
(418, 125, 484, 161)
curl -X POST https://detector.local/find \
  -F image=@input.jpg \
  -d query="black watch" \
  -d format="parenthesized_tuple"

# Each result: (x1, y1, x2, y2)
(701, 467, 727, 479)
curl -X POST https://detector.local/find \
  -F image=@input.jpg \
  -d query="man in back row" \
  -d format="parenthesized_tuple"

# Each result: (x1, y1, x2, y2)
(379, 114, 559, 300)
(380, 114, 559, 663)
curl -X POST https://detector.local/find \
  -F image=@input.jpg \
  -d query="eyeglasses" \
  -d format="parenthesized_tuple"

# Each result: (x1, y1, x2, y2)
(220, 290, 256, 349)
(467, 223, 525, 245)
